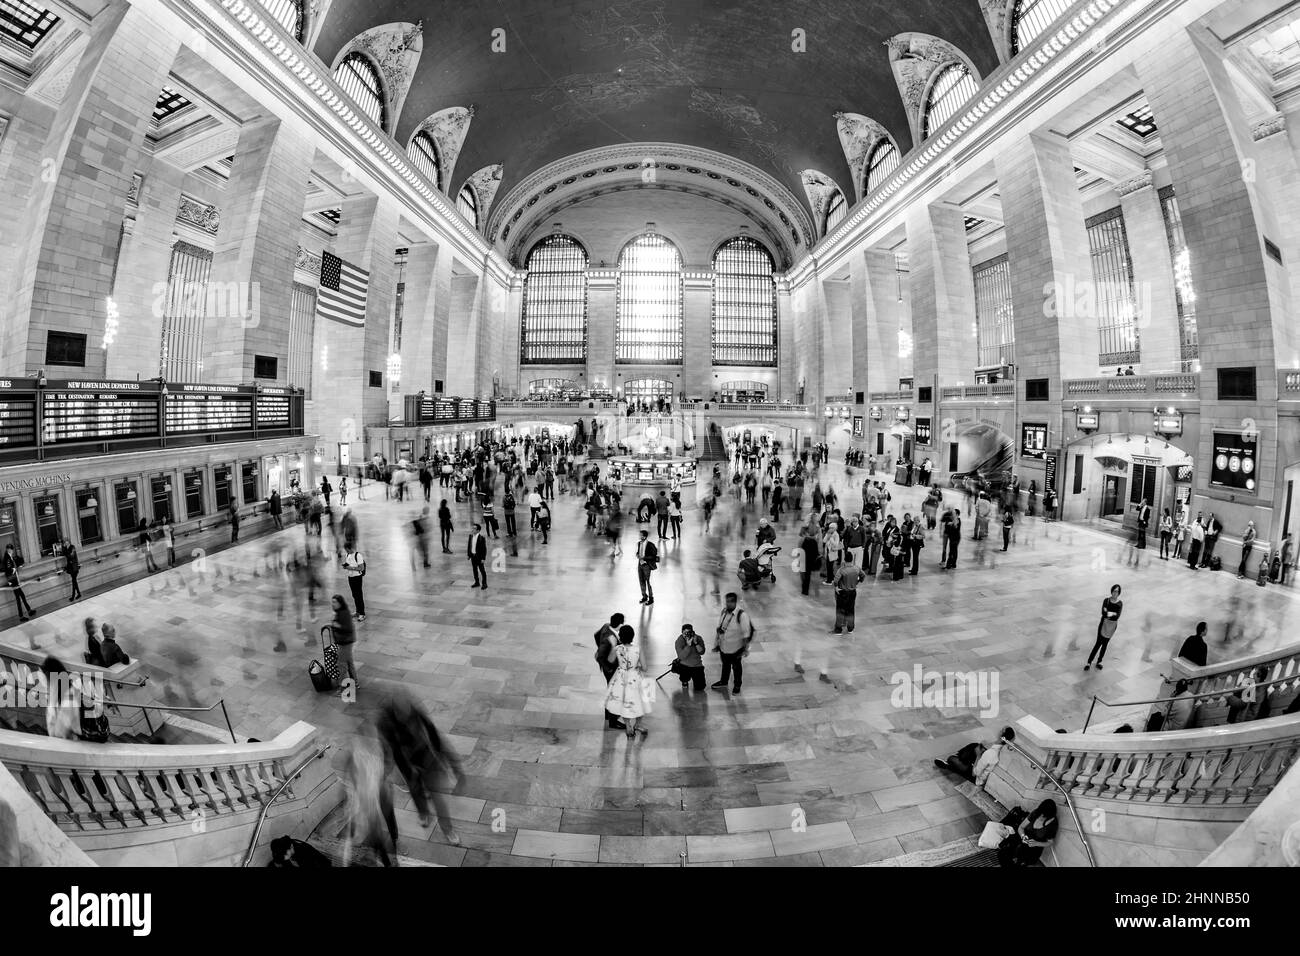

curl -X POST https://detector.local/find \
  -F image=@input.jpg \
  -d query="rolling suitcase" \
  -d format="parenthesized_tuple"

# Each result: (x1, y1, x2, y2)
(309, 625, 340, 691)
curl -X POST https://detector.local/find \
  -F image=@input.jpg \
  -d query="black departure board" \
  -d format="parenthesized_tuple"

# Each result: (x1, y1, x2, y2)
(42, 384, 160, 444)
(165, 389, 255, 434)
(0, 383, 37, 448)
(256, 390, 292, 429)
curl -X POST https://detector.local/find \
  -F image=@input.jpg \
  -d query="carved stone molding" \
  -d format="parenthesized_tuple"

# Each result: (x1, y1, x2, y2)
(887, 32, 981, 145)
(0, 116, 9, 147)
(835, 112, 891, 203)
(1115, 169, 1153, 196)
(979, 0, 1014, 64)
(1253, 114, 1286, 141)
(295, 245, 323, 277)
(410, 106, 474, 195)
(127, 172, 143, 206)
(800, 170, 839, 235)
(466, 165, 504, 228)
(340, 21, 424, 133)
(176, 194, 220, 235)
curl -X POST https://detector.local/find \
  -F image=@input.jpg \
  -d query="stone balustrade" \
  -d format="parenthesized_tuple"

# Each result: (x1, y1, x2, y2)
(868, 391, 913, 403)
(1202, 754, 1300, 866)
(0, 760, 93, 866)
(936, 383, 1016, 402)
(0, 641, 154, 738)
(0, 720, 339, 865)
(1158, 640, 1300, 728)
(982, 714, 1300, 866)
(1063, 373, 1200, 398)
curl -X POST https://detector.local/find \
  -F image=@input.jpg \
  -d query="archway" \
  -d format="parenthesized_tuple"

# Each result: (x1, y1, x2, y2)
(1061, 432, 1194, 528)
(622, 378, 674, 406)
(527, 378, 581, 399)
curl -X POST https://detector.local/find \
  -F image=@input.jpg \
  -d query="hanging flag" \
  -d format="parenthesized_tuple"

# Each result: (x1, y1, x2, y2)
(316, 251, 370, 326)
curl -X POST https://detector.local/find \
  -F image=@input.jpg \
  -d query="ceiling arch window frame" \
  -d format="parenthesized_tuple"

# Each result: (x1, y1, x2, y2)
(333, 50, 387, 132)
(864, 138, 901, 197)
(1010, 0, 1078, 58)
(522, 234, 589, 366)
(922, 61, 980, 139)
(824, 188, 848, 234)
(408, 129, 441, 190)
(616, 233, 683, 366)
(712, 236, 777, 367)
(257, 0, 305, 43)
(456, 183, 479, 229)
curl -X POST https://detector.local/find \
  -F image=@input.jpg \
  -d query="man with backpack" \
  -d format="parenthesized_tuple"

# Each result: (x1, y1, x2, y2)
(342, 547, 368, 621)
(595, 612, 626, 729)
(712, 592, 755, 695)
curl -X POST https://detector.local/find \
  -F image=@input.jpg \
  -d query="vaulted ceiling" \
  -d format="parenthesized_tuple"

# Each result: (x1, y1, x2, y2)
(314, 0, 999, 209)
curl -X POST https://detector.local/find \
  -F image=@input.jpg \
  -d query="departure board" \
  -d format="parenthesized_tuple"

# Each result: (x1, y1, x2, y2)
(165, 388, 255, 434)
(42, 383, 160, 444)
(256, 389, 292, 429)
(0, 381, 37, 448)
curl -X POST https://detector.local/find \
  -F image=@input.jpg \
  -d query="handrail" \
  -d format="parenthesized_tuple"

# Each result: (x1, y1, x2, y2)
(1083, 675, 1298, 732)
(240, 744, 331, 867)
(101, 699, 237, 744)
(1007, 739, 1097, 868)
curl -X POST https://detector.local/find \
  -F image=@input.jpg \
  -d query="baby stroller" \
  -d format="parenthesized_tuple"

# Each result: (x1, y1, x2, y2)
(737, 543, 781, 589)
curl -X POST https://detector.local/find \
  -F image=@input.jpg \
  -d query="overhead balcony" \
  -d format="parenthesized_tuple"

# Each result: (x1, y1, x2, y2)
(1063, 373, 1200, 401)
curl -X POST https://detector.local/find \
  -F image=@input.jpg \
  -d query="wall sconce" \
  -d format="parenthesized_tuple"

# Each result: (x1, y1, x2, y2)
(42, 504, 54, 517)
(1075, 404, 1099, 434)
(824, 405, 834, 419)
(85, 495, 98, 510)
(1154, 406, 1183, 439)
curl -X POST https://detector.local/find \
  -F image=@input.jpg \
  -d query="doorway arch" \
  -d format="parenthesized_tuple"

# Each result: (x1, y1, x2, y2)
(1061, 432, 1194, 526)
(623, 378, 674, 404)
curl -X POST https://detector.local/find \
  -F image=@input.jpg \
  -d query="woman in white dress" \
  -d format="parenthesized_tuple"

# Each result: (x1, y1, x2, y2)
(604, 625, 651, 739)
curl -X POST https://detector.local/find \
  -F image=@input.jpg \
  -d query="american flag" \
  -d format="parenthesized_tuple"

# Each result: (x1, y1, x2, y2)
(316, 251, 370, 327)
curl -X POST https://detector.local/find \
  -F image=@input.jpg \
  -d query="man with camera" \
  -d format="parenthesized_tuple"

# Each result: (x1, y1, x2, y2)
(673, 624, 707, 691)
(712, 592, 755, 695)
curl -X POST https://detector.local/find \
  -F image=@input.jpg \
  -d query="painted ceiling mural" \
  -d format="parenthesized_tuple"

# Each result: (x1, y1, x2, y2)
(314, 0, 998, 212)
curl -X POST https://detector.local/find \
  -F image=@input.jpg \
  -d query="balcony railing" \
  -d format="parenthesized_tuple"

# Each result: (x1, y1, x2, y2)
(1160, 640, 1300, 728)
(937, 383, 1015, 401)
(868, 390, 914, 403)
(1063, 373, 1200, 398)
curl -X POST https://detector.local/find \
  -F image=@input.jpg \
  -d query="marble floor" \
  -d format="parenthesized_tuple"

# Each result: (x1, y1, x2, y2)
(6, 462, 1297, 866)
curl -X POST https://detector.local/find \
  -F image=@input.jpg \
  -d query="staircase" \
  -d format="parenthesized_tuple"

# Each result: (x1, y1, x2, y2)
(698, 429, 728, 461)
(305, 798, 444, 867)
(862, 780, 1011, 868)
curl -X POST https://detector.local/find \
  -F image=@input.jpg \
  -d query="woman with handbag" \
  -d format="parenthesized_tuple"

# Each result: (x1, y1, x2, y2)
(1085, 584, 1123, 671)
(604, 625, 651, 739)
(997, 799, 1059, 867)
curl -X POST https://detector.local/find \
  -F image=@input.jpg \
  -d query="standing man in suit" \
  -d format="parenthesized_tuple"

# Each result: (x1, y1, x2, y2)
(636, 530, 658, 605)
(1135, 498, 1151, 550)
(1200, 513, 1222, 568)
(942, 509, 962, 570)
(467, 523, 488, 589)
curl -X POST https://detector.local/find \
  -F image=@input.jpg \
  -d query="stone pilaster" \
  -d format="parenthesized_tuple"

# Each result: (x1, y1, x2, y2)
(445, 271, 482, 396)
(906, 201, 978, 391)
(1117, 175, 1180, 373)
(682, 271, 713, 401)
(585, 272, 616, 394)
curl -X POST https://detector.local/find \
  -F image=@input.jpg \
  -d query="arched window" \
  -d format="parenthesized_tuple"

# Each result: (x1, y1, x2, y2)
(1011, 0, 1077, 56)
(408, 131, 440, 188)
(923, 63, 978, 138)
(259, 0, 305, 42)
(457, 184, 478, 228)
(617, 234, 683, 364)
(334, 52, 385, 128)
(824, 189, 848, 233)
(712, 237, 776, 367)
(865, 140, 901, 196)
(522, 235, 588, 364)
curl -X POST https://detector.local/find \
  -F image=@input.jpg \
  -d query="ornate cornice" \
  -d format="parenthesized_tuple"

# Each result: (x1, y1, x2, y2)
(176, 194, 220, 235)
(466, 164, 504, 226)
(1115, 168, 1153, 196)
(1253, 114, 1286, 142)
(487, 142, 815, 263)
(295, 244, 322, 276)
(800, 170, 839, 235)
(835, 112, 891, 203)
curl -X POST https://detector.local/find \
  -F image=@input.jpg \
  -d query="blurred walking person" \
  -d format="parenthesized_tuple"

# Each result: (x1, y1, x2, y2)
(342, 735, 398, 866)
(377, 692, 462, 845)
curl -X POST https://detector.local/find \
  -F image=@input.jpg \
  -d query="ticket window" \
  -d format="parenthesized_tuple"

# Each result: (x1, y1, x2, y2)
(33, 493, 64, 557)
(0, 503, 18, 558)
(75, 488, 103, 545)
(114, 481, 138, 539)
(184, 472, 205, 519)
(214, 466, 233, 511)
(151, 477, 174, 523)
(241, 463, 259, 505)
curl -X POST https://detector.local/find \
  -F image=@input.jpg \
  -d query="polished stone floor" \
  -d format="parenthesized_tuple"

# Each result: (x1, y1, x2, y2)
(7, 460, 1298, 866)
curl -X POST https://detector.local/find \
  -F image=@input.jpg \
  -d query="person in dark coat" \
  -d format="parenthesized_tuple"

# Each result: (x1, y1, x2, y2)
(1178, 622, 1209, 667)
(268, 835, 332, 868)
(467, 523, 488, 589)
(61, 540, 81, 601)
(268, 490, 283, 531)
(376, 691, 462, 844)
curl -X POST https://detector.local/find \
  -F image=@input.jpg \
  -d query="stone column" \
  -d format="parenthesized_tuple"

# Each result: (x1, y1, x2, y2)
(446, 271, 482, 396)
(397, 241, 443, 396)
(205, 117, 313, 384)
(906, 201, 978, 392)
(4, 1, 184, 377)
(682, 271, 712, 400)
(859, 249, 904, 395)
(585, 272, 616, 394)
(106, 163, 186, 379)
(1136, 25, 1286, 543)
(1117, 175, 1180, 373)
(776, 283, 796, 403)
(822, 276, 853, 396)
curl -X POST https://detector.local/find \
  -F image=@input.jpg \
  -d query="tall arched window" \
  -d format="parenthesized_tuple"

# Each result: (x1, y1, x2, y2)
(1011, 0, 1077, 56)
(824, 189, 848, 233)
(712, 237, 776, 366)
(334, 52, 385, 128)
(923, 63, 978, 138)
(617, 234, 683, 364)
(408, 131, 440, 188)
(522, 235, 588, 364)
(865, 140, 900, 196)
(457, 184, 478, 228)
(259, 0, 305, 41)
